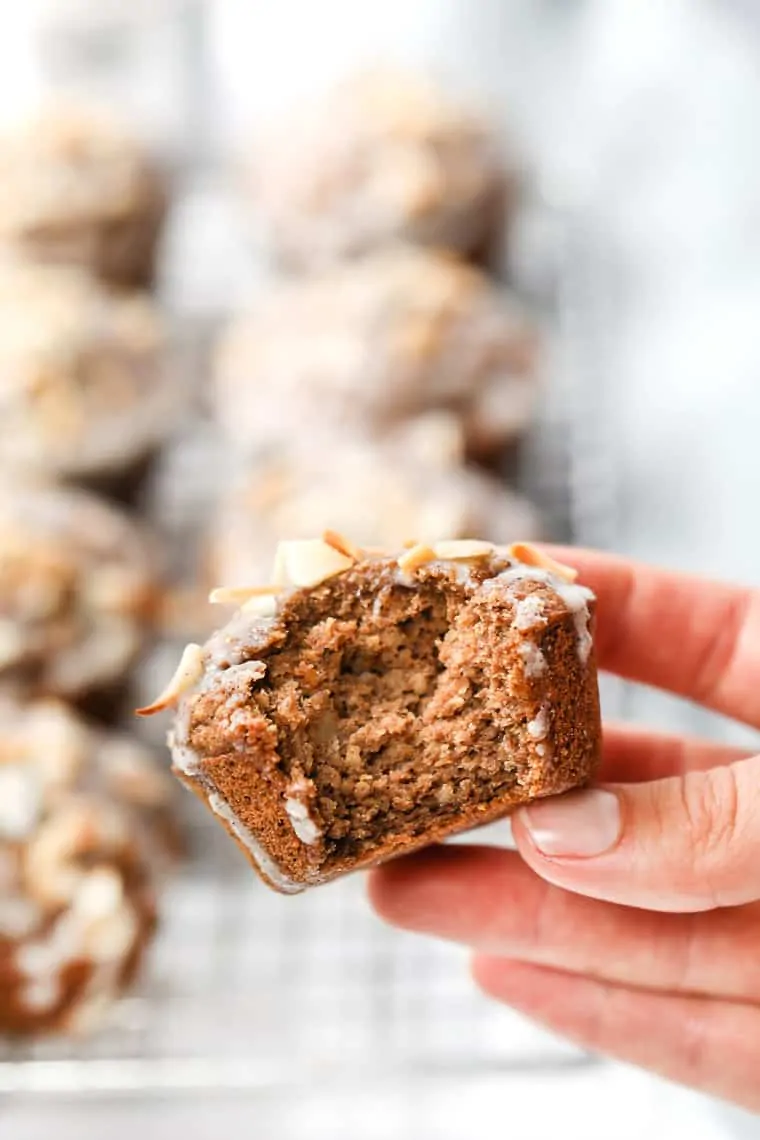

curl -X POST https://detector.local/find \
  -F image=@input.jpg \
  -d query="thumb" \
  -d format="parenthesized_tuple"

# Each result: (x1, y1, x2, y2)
(511, 754, 760, 912)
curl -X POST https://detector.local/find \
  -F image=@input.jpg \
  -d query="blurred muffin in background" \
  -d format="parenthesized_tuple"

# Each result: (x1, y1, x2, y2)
(248, 68, 510, 270)
(0, 107, 168, 290)
(214, 245, 539, 467)
(0, 482, 157, 703)
(208, 431, 540, 589)
(0, 697, 163, 1038)
(0, 262, 173, 499)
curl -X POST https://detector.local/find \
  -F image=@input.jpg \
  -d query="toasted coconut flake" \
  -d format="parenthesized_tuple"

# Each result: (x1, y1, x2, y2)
(276, 539, 355, 588)
(209, 585, 283, 606)
(136, 643, 204, 717)
(509, 542, 578, 582)
(322, 530, 362, 561)
(397, 543, 437, 573)
(433, 540, 494, 561)
(402, 538, 420, 549)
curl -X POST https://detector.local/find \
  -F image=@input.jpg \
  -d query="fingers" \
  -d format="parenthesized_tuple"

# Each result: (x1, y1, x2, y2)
(513, 754, 760, 911)
(473, 958, 760, 1113)
(544, 546, 760, 728)
(369, 847, 760, 1002)
(600, 722, 748, 783)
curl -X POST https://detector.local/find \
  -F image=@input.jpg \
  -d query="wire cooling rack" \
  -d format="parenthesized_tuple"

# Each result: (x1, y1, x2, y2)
(0, 184, 615, 1099)
(0, 841, 593, 1096)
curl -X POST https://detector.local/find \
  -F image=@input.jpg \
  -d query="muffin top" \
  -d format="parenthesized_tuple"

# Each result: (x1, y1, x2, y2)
(211, 433, 540, 587)
(0, 696, 172, 852)
(215, 245, 538, 457)
(0, 106, 164, 236)
(249, 68, 506, 267)
(0, 261, 170, 478)
(0, 697, 162, 1034)
(0, 482, 156, 698)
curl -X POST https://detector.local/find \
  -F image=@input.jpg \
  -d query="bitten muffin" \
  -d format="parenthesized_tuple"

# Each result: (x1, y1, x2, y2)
(149, 539, 601, 894)
(0, 262, 172, 490)
(0, 482, 156, 701)
(0, 107, 167, 289)
(215, 246, 538, 463)
(248, 68, 509, 269)
(0, 698, 162, 1037)
(209, 436, 541, 588)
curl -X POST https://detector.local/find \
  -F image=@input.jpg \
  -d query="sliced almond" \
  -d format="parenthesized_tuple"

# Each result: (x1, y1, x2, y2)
(275, 539, 354, 589)
(322, 530, 362, 561)
(397, 543, 436, 573)
(433, 540, 494, 561)
(135, 643, 204, 717)
(241, 593, 278, 618)
(508, 542, 578, 582)
(209, 585, 283, 606)
(271, 542, 289, 587)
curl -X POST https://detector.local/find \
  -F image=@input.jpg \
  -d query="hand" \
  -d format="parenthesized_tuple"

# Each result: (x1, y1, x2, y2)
(369, 549, 760, 1113)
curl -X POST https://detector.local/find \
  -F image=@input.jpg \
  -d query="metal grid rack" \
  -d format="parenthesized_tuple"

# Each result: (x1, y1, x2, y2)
(0, 836, 594, 1097)
(0, 183, 615, 1099)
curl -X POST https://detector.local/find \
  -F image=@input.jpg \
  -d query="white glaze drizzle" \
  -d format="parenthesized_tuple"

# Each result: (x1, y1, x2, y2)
(526, 705, 550, 741)
(0, 766, 42, 841)
(512, 594, 547, 633)
(518, 640, 546, 678)
(554, 581, 595, 664)
(284, 797, 321, 845)
(23, 976, 61, 1012)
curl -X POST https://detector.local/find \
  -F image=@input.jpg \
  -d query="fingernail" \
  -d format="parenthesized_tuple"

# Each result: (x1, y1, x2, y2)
(519, 789, 622, 857)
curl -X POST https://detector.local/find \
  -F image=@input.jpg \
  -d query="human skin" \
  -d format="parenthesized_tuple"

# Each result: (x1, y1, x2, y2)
(370, 548, 760, 1113)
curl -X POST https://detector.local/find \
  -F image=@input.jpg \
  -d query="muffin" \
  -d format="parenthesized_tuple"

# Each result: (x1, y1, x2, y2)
(0, 261, 172, 495)
(209, 435, 541, 588)
(0, 482, 157, 701)
(143, 539, 600, 893)
(248, 68, 509, 269)
(215, 246, 539, 464)
(0, 698, 162, 1036)
(0, 106, 167, 289)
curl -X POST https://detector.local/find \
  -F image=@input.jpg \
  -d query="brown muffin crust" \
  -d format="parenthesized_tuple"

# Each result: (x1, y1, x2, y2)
(162, 540, 601, 893)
